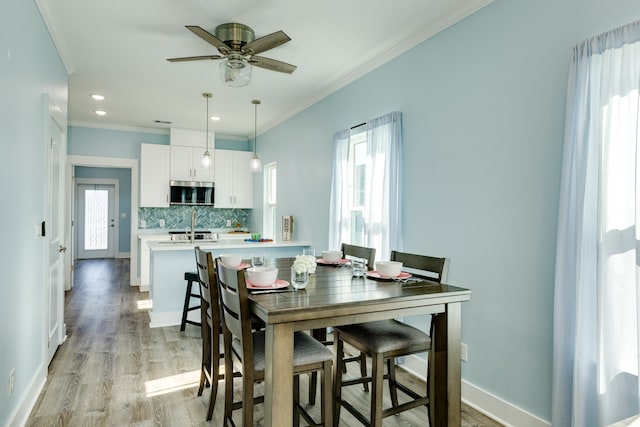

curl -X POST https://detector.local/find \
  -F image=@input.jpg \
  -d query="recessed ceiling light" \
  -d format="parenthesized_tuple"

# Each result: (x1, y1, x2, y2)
(90, 94, 105, 101)
(94, 110, 107, 116)
(210, 116, 220, 121)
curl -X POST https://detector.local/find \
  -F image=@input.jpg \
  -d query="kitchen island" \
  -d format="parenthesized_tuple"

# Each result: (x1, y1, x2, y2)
(146, 238, 310, 327)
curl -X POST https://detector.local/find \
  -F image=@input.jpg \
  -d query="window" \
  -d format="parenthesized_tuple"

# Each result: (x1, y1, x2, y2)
(263, 162, 277, 239)
(328, 112, 403, 260)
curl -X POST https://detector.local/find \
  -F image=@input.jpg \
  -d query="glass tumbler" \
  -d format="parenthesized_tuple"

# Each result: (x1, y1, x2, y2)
(352, 257, 366, 277)
(291, 266, 309, 290)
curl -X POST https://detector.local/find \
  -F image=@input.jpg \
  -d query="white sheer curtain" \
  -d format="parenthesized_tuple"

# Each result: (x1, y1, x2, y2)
(328, 112, 403, 260)
(553, 21, 640, 427)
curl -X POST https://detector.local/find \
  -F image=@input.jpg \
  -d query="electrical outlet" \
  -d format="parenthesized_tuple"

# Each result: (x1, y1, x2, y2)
(227, 219, 232, 227)
(8, 368, 15, 396)
(461, 343, 468, 362)
(140, 219, 147, 228)
(159, 219, 165, 228)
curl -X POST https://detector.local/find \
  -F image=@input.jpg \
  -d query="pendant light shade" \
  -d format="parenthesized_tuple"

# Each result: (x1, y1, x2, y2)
(250, 99, 262, 173)
(202, 92, 212, 167)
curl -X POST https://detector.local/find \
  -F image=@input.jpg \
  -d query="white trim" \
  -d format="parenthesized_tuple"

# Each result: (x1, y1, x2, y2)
(35, 0, 75, 75)
(402, 354, 550, 427)
(7, 362, 47, 427)
(67, 155, 139, 287)
(69, 120, 170, 135)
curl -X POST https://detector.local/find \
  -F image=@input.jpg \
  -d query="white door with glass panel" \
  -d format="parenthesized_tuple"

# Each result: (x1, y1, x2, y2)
(76, 183, 116, 259)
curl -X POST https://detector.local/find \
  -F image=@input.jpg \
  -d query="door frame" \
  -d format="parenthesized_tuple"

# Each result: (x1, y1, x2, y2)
(75, 179, 119, 259)
(66, 155, 139, 287)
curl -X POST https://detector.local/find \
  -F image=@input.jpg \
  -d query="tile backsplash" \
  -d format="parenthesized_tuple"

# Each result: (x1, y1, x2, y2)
(138, 206, 249, 230)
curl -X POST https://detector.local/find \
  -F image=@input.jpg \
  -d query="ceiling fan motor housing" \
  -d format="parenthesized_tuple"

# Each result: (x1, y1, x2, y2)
(215, 23, 255, 50)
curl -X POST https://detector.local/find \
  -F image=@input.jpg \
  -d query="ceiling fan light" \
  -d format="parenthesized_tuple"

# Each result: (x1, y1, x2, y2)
(220, 58, 251, 87)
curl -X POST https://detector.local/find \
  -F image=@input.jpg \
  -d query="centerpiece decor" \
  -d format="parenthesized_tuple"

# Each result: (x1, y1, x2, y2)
(291, 254, 317, 290)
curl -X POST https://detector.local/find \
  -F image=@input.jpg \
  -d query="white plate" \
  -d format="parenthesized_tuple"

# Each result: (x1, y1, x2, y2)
(246, 278, 289, 290)
(366, 271, 412, 280)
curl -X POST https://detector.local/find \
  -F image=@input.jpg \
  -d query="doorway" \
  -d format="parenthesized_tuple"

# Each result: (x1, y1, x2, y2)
(66, 155, 139, 287)
(76, 180, 118, 259)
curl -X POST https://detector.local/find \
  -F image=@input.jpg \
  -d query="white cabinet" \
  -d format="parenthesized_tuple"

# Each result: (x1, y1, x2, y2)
(170, 127, 215, 182)
(140, 144, 170, 207)
(170, 146, 214, 181)
(214, 150, 253, 209)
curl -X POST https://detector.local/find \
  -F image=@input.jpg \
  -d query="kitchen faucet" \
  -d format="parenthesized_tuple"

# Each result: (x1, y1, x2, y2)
(190, 208, 196, 242)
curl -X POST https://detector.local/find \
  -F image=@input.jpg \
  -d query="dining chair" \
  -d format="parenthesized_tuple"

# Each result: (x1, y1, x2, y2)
(341, 243, 376, 271)
(194, 247, 223, 421)
(309, 243, 378, 404)
(332, 251, 450, 427)
(215, 258, 334, 427)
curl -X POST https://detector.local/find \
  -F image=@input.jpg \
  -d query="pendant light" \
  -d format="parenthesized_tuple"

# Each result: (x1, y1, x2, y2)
(201, 92, 212, 167)
(250, 99, 262, 173)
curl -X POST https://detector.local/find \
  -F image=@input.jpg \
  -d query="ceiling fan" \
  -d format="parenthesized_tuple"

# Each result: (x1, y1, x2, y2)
(167, 23, 297, 87)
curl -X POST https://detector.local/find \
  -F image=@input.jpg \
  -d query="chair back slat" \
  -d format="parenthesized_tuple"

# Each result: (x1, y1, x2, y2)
(390, 250, 449, 282)
(341, 243, 376, 271)
(215, 258, 254, 357)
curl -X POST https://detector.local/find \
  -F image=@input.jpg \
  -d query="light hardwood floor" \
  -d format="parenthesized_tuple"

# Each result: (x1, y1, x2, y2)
(26, 258, 502, 427)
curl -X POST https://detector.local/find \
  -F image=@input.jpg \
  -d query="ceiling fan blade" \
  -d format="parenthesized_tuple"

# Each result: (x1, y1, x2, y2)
(243, 30, 291, 55)
(167, 55, 222, 62)
(249, 56, 297, 74)
(186, 25, 230, 55)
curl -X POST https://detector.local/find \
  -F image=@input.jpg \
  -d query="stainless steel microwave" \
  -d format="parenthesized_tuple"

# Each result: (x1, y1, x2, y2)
(170, 180, 214, 206)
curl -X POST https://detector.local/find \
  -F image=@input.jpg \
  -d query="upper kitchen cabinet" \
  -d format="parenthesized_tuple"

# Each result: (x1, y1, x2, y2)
(140, 143, 170, 207)
(170, 127, 214, 182)
(214, 150, 253, 209)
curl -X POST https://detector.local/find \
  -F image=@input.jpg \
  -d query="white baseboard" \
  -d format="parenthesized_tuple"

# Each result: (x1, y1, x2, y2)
(401, 354, 550, 427)
(7, 362, 47, 427)
(139, 284, 149, 292)
(148, 310, 197, 328)
(116, 251, 130, 259)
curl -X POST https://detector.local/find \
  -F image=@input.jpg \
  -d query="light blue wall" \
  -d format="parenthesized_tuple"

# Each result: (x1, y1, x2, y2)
(249, 0, 640, 421)
(0, 0, 68, 424)
(75, 166, 132, 253)
(68, 125, 169, 158)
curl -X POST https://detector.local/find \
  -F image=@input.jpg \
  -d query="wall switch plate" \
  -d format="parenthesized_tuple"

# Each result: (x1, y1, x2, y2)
(226, 220, 232, 227)
(8, 368, 15, 396)
(159, 219, 165, 228)
(140, 219, 146, 228)
(461, 343, 468, 362)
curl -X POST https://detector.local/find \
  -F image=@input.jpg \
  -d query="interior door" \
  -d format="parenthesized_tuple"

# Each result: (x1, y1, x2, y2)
(46, 109, 66, 363)
(76, 183, 116, 259)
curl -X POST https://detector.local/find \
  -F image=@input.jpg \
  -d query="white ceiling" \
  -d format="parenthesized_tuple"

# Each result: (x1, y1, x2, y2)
(38, 0, 493, 139)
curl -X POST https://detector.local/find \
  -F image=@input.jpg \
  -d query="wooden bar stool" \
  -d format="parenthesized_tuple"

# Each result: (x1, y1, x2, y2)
(180, 271, 202, 331)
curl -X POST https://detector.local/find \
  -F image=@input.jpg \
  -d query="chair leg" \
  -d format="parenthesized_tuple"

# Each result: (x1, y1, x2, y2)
(333, 334, 345, 427)
(206, 327, 220, 421)
(322, 359, 333, 426)
(359, 351, 369, 392)
(294, 375, 301, 427)
(387, 358, 399, 409)
(198, 303, 211, 396)
(370, 352, 384, 427)
(223, 344, 234, 426)
(241, 371, 254, 427)
(180, 278, 194, 331)
(309, 372, 317, 405)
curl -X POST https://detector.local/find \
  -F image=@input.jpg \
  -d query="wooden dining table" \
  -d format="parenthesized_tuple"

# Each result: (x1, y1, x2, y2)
(249, 257, 471, 427)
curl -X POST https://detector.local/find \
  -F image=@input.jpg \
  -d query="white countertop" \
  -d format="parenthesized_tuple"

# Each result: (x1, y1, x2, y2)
(147, 239, 310, 251)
